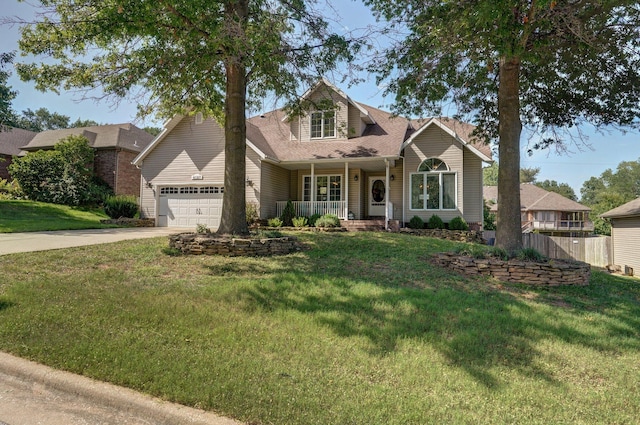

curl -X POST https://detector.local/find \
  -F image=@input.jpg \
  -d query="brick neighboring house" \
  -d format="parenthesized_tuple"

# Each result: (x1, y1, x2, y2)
(21, 124, 155, 196)
(0, 127, 37, 180)
(484, 183, 593, 237)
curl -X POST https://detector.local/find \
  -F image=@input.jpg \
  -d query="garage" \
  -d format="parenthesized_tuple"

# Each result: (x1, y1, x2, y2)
(157, 186, 224, 228)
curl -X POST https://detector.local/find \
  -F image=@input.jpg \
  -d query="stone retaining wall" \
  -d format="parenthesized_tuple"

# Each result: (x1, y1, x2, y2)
(169, 233, 303, 256)
(433, 252, 590, 286)
(399, 228, 485, 244)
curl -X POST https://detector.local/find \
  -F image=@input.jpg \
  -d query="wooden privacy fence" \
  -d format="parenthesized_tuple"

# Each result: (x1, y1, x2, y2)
(483, 231, 611, 267)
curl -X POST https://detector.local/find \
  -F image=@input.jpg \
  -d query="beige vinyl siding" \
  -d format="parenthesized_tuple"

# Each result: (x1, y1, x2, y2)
(462, 148, 483, 226)
(290, 116, 300, 141)
(403, 126, 465, 223)
(347, 104, 365, 138)
(260, 162, 291, 219)
(246, 147, 262, 207)
(389, 161, 403, 220)
(611, 217, 640, 274)
(298, 86, 349, 141)
(348, 168, 362, 219)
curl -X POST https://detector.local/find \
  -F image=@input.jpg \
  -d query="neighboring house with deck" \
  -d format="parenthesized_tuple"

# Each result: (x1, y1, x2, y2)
(484, 183, 593, 237)
(0, 127, 37, 180)
(600, 197, 640, 277)
(132, 79, 493, 229)
(21, 124, 154, 196)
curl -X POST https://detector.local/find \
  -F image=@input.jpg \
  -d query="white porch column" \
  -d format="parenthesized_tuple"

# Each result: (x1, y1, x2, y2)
(344, 162, 349, 219)
(310, 164, 315, 214)
(385, 159, 390, 230)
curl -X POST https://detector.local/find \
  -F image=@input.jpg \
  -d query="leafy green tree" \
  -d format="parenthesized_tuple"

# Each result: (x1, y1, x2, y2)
(0, 52, 17, 128)
(365, 0, 640, 253)
(484, 161, 539, 185)
(580, 158, 640, 234)
(9, 135, 98, 205)
(16, 0, 353, 235)
(535, 180, 577, 201)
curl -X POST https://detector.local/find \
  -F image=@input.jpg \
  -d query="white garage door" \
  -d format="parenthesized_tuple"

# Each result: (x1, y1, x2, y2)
(158, 186, 224, 228)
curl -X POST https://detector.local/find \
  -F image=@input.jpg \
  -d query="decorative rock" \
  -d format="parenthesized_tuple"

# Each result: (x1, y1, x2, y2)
(168, 233, 305, 256)
(432, 252, 590, 286)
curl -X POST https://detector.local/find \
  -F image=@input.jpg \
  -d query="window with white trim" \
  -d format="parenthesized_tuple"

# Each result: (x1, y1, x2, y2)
(310, 111, 336, 139)
(303, 175, 342, 201)
(410, 158, 457, 210)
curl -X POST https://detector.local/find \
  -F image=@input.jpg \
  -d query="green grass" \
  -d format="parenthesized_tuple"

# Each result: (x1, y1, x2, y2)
(0, 199, 116, 232)
(0, 232, 639, 424)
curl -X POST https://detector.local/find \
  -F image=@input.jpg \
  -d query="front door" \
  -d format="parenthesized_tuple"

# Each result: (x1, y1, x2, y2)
(368, 177, 386, 217)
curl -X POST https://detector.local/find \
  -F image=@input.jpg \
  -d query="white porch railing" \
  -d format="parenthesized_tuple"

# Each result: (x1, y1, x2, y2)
(533, 220, 594, 232)
(276, 201, 346, 219)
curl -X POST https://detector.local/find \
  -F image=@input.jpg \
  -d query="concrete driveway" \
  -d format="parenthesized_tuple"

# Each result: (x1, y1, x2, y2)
(0, 227, 190, 256)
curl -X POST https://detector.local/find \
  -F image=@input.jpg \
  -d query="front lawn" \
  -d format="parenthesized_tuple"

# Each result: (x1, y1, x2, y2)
(0, 232, 638, 424)
(0, 199, 116, 232)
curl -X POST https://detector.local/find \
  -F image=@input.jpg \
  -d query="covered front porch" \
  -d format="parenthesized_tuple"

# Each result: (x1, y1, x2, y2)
(272, 158, 403, 225)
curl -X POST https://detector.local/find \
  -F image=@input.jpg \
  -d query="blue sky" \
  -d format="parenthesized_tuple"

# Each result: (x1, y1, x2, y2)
(1, 1, 638, 198)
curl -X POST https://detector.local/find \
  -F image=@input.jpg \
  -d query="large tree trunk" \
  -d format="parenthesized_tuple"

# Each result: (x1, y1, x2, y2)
(218, 0, 249, 235)
(496, 56, 523, 254)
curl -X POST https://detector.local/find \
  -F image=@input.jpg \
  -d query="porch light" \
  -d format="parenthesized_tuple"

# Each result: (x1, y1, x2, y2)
(390, 175, 395, 181)
(354, 174, 359, 182)
(245, 178, 253, 186)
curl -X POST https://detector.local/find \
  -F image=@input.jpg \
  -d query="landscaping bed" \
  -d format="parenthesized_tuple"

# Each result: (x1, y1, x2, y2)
(433, 252, 591, 285)
(168, 232, 305, 256)
(399, 228, 484, 244)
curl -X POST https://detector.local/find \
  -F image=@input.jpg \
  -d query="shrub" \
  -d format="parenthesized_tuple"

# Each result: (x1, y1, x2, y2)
(267, 217, 283, 227)
(516, 248, 546, 262)
(195, 223, 210, 234)
(308, 213, 322, 227)
(280, 200, 296, 227)
(104, 195, 138, 219)
(315, 214, 341, 228)
(408, 215, 424, 229)
(488, 246, 509, 261)
(448, 216, 469, 231)
(427, 214, 444, 229)
(246, 201, 259, 225)
(484, 200, 497, 231)
(292, 216, 309, 227)
(0, 178, 22, 200)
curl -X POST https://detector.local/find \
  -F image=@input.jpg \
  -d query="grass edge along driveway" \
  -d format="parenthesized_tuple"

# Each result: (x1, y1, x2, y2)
(0, 199, 117, 232)
(0, 232, 638, 424)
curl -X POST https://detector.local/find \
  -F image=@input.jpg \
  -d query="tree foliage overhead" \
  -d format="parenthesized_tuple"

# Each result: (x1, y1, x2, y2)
(364, 0, 640, 252)
(16, 0, 355, 235)
(483, 162, 540, 185)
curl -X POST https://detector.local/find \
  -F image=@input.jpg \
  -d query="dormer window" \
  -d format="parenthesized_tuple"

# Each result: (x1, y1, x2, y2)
(310, 111, 336, 139)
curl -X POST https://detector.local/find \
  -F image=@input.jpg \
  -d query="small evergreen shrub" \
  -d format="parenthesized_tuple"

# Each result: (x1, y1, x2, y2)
(268, 217, 283, 227)
(448, 216, 469, 231)
(292, 216, 309, 227)
(408, 215, 425, 229)
(246, 201, 259, 225)
(308, 213, 322, 227)
(315, 214, 341, 228)
(195, 223, 209, 234)
(280, 200, 296, 227)
(427, 214, 444, 229)
(104, 195, 138, 219)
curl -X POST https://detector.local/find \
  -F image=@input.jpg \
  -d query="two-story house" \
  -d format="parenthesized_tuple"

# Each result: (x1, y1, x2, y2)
(132, 79, 493, 229)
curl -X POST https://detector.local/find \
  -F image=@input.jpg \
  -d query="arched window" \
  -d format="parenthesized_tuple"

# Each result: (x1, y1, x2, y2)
(418, 158, 449, 172)
(411, 158, 456, 210)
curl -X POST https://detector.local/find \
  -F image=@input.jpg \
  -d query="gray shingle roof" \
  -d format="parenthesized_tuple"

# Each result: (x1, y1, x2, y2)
(600, 197, 640, 219)
(22, 123, 154, 153)
(0, 127, 38, 156)
(484, 184, 590, 212)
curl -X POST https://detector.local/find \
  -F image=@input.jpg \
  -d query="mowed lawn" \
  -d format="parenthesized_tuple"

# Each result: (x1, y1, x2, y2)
(0, 231, 639, 424)
(0, 200, 115, 232)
